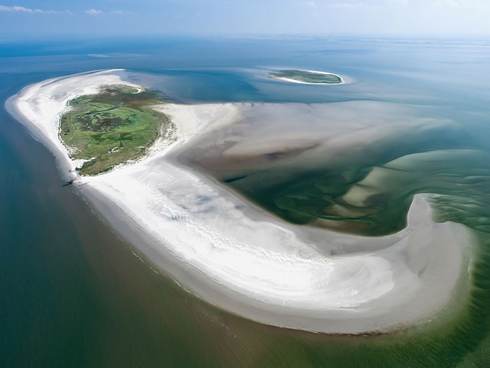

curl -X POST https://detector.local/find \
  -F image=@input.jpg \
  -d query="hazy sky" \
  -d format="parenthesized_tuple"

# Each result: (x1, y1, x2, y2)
(1, 0, 490, 39)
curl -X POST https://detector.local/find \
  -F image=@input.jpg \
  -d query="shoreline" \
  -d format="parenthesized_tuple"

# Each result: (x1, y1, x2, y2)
(6, 69, 474, 334)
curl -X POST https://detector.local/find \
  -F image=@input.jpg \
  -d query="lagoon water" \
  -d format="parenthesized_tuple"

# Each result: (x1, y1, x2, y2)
(2, 37, 490, 367)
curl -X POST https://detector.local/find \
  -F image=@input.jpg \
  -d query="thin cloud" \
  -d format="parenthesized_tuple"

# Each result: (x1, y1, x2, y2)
(0, 4, 130, 16)
(85, 8, 103, 16)
(0, 4, 71, 14)
(85, 9, 131, 16)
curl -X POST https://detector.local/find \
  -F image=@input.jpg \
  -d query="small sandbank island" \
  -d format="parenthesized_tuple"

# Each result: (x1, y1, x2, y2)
(269, 69, 344, 84)
(6, 69, 475, 334)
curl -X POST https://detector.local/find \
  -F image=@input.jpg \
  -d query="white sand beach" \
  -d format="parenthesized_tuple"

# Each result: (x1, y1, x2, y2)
(6, 70, 474, 334)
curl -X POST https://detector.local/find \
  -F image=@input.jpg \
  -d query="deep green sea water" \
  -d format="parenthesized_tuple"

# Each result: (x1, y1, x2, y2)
(2, 36, 490, 367)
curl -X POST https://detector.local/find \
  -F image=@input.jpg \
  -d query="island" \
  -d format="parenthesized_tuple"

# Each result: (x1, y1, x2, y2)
(60, 86, 172, 175)
(270, 69, 344, 85)
(6, 69, 474, 335)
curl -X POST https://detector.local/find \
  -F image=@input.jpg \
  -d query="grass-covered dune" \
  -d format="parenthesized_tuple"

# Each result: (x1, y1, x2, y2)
(60, 85, 170, 175)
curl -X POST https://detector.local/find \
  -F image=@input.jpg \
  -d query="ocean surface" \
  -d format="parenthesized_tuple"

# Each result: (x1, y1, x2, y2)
(2, 36, 490, 367)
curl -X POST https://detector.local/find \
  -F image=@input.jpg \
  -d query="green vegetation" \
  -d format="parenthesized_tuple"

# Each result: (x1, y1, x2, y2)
(270, 69, 342, 84)
(60, 85, 171, 176)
